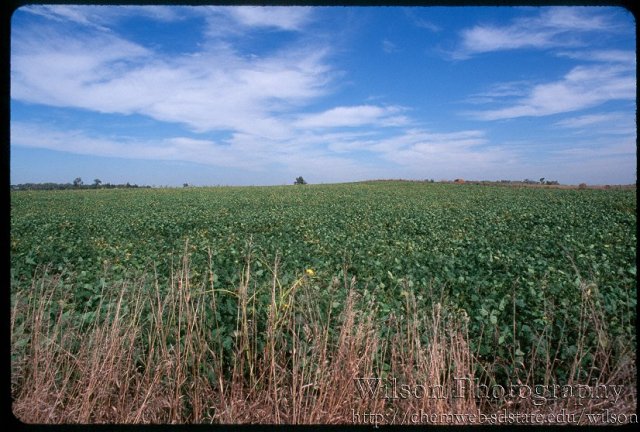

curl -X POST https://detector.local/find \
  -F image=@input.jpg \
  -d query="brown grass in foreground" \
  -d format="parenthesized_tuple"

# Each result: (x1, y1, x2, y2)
(10, 253, 637, 424)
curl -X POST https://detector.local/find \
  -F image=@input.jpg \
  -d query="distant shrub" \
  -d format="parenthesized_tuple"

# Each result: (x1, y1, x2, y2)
(579, 183, 587, 189)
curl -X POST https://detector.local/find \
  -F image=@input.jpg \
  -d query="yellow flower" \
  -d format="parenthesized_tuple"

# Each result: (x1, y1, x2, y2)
(305, 268, 315, 276)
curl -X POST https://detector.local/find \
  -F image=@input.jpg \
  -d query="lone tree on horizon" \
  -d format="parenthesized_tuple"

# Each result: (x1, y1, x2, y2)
(294, 176, 307, 185)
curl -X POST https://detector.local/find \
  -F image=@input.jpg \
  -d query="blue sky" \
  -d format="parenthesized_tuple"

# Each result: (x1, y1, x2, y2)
(10, 5, 636, 186)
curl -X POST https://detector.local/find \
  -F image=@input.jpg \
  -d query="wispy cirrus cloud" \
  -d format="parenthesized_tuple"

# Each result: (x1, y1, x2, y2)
(219, 6, 312, 31)
(11, 27, 152, 109)
(467, 63, 635, 120)
(295, 105, 408, 129)
(203, 5, 313, 39)
(458, 9, 635, 122)
(369, 129, 487, 154)
(21, 5, 112, 30)
(21, 4, 186, 29)
(11, 121, 287, 171)
(555, 112, 630, 129)
(556, 49, 636, 65)
(11, 14, 333, 138)
(464, 80, 531, 105)
(21, 5, 312, 38)
(454, 7, 618, 58)
(554, 112, 636, 137)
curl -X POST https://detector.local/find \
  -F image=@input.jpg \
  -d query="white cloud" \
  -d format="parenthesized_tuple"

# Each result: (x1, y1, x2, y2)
(11, 27, 152, 109)
(10, 122, 270, 170)
(455, 7, 619, 58)
(554, 112, 635, 136)
(556, 49, 636, 66)
(12, 3, 381, 47)
(458, 9, 635, 123)
(469, 64, 635, 120)
(20, 5, 185, 30)
(11, 20, 333, 138)
(203, 6, 312, 38)
(464, 80, 532, 105)
(368, 129, 486, 154)
(540, 7, 613, 31)
(11, 117, 508, 180)
(460, 25, 552, 54)
(223, 6, 312, 31)
(295, 105, 408, 129)
(20, 5, 111, 30)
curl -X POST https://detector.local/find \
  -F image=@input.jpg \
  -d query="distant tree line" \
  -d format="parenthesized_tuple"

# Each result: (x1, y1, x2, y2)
(10, 177, 151, 191)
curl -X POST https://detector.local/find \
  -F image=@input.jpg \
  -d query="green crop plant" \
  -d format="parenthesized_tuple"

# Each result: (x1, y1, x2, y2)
(10, 181, 636, 423)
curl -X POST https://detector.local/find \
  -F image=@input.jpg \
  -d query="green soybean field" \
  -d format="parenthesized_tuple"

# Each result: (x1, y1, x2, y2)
(10, 181, 637, 424)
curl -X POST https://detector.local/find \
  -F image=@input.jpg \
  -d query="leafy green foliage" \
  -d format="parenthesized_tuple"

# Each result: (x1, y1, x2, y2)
(10, 182, 636, 382)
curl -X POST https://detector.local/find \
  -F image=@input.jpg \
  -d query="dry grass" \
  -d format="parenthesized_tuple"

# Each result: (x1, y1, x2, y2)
(10, 252, 637, 425)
